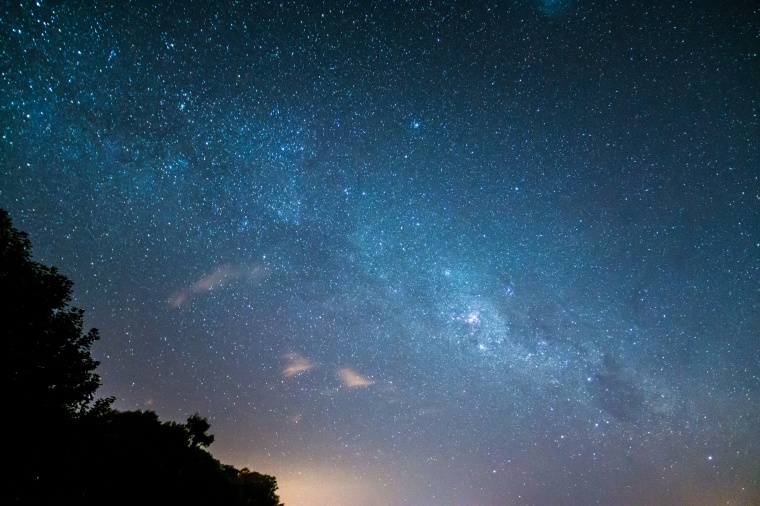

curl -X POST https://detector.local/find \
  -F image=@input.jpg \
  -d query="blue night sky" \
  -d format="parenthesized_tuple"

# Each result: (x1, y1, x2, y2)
(1, 1, 758, 504)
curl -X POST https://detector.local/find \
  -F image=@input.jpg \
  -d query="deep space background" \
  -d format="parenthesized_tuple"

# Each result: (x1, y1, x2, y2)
(1, 1, 758, 504)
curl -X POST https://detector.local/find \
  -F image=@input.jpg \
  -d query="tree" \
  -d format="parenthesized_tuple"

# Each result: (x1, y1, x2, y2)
(1, 209, 102, 421)
(2, 209, 282, 505)
(2, 209, 109, 503)
(238, 468, 284, 506)
(186, 411, 215, 448)
(72, 410, 282, 505)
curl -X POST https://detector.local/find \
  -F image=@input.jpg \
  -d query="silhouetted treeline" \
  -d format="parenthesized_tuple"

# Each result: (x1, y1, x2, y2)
(1, 208, 282, 506)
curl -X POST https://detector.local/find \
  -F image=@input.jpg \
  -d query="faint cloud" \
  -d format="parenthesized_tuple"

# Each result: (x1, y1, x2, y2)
(338, 368, 374, 388)
(283, 353, 313, 377)
(169, 263, 269, 307)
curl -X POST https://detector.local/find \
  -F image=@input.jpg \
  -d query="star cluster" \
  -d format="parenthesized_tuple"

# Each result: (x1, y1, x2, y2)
(1, 1, 758, 504)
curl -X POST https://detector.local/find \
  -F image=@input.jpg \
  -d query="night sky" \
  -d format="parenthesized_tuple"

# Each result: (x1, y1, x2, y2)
(2, 1, 759, 504)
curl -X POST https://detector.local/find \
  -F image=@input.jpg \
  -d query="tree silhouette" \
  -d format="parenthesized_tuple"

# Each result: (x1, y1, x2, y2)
(186, 411, 216, 448)
(2, 209, 109, 503)
(239, 468, 284, 506)
(2, 209, 102, 420)
(2, 209, 282, 505)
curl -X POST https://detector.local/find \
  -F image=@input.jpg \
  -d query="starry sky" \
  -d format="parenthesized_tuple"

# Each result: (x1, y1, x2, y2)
(1, 1, 759, 504)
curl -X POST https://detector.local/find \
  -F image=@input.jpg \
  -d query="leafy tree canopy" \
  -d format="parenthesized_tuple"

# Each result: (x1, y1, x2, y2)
(1, 209, 102, 421)
(2, 209, 282, 506)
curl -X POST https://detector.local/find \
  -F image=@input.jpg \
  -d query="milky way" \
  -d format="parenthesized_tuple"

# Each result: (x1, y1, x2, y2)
(1, 1, 758, 504)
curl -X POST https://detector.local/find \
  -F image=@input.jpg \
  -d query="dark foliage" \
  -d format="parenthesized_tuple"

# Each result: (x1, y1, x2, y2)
(2, 208, 106, 502)
(63, 410, 283, 505)
(1, 209, 282, 506)
(2, 210, 102, 421)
